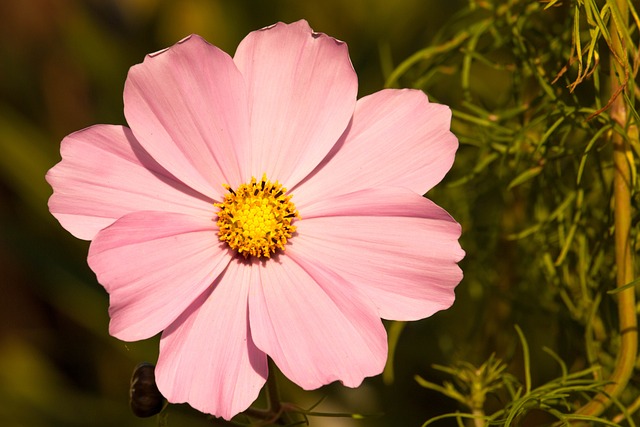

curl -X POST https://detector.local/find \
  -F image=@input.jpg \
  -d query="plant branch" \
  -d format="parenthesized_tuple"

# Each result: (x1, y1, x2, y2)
(575, 0, 638, 418)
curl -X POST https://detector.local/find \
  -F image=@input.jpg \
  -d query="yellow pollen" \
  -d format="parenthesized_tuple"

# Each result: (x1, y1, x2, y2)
(215, 174, 299, 259)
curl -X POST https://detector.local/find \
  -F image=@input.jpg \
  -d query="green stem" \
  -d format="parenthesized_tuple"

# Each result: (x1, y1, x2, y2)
(575, 0, 638, 418)
(266, 358, 283, 417)
(242, 359, 291, 425)
(471, 407, 486, 427)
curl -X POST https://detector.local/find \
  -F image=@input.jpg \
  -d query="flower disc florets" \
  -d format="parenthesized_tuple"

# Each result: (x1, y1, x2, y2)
(215, 174, 299, 258)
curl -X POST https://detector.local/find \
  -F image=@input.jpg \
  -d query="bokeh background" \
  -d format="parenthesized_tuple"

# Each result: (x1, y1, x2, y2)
(1, 1, 638, 426)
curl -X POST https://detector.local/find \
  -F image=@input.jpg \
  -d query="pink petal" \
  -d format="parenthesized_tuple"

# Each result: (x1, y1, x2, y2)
(87, 211, 231, 341)
(124, 34, 251, 198)
(292, 89, 458, 208)
(248, 254, 387, 390)
(156, 262, 267, 420)
(46, 125, 214, 240)
(291, 187, 464, 321)
(233, 20, 357, 186)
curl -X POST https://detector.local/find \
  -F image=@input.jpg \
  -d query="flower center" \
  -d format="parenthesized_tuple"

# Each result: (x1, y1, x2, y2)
(215, 174, 299, 259)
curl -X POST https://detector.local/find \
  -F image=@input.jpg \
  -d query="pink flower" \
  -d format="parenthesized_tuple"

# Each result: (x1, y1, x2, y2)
(46, 20, 464, 420)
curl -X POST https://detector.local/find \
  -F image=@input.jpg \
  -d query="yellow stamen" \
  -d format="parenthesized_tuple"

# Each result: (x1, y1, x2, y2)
(215, 174, 299, 259)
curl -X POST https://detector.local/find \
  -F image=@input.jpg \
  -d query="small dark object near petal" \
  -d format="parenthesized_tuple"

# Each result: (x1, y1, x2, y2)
(130, 362, 165, 417)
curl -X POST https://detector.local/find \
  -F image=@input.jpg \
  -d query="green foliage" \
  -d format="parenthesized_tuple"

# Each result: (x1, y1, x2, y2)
(384, 0, 639, 424)
(416, 326, 631, 425)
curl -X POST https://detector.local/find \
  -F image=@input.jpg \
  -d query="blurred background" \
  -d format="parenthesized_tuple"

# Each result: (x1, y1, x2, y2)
(1, 1, 638, 426)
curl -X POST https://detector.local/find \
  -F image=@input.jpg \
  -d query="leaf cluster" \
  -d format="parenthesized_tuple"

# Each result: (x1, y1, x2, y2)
(384, 0, 640, 424)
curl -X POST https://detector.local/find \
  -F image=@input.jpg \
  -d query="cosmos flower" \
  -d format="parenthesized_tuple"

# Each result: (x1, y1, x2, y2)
(46, 20, 464, 420)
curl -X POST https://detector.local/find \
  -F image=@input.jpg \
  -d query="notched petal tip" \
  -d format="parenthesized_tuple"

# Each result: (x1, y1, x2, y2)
(257, 20, 347, 46)
(146, 34, 207, 58)
(257, 22, 279, 32)
(147, 47, 171, 58)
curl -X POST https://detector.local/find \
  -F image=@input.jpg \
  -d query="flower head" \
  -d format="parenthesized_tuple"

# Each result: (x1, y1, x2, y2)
(46, 20, 464, 420)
